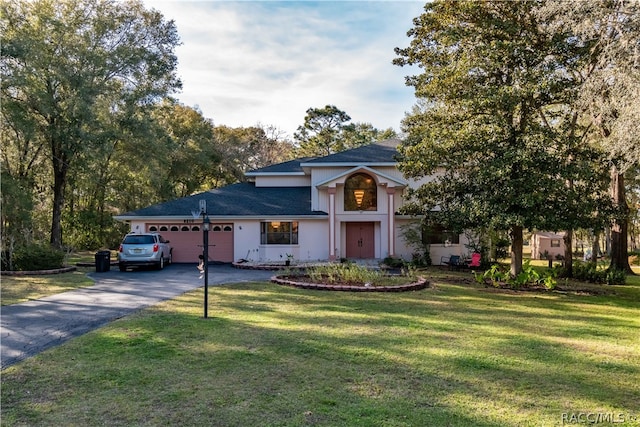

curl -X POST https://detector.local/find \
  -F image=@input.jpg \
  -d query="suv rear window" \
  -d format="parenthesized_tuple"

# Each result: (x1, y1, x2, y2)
(123, 235, 156, 245)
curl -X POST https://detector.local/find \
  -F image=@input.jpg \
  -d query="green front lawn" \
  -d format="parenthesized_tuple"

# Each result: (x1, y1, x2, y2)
(2, 270, 639, 426)
(0, 270, 95, 306)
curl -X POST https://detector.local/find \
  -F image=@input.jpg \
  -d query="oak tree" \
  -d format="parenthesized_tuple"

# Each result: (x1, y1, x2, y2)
(394, 0, 610, 275)
(1, 0, 181, 248)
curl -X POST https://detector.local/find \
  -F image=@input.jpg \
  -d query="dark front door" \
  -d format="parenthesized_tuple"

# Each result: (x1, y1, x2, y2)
(346, 222, 375, 259)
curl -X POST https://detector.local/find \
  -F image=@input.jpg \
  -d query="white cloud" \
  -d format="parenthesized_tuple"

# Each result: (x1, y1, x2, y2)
(145, 1, 423, 137)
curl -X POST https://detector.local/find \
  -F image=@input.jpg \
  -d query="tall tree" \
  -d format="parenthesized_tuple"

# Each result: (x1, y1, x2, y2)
(540, 0, 640, 272)
(214, 125, 295, 184)
(294, 105, 397, 157)
(294, 105, 352, 156)
(342, 123, 398, 150)
(394, 0, 609, 276)
(1, 0, 181, 248)
(152, 101, 220, 198)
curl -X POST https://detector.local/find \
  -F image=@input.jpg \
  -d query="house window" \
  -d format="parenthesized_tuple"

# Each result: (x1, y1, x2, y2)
(170, 226, 179, 231)
(422, 224, 460, 245)
(344, 173, 377, 211)
(550, 239, 561, 247)
(261, 221, 298, 245)
(148, 225, 158, 232)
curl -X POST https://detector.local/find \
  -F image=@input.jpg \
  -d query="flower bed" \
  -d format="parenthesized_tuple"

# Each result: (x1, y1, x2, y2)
(271, 274, 429, 292)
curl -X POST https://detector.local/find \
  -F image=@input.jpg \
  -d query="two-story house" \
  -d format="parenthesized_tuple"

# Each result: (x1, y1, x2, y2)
(114, 139, 467, 264)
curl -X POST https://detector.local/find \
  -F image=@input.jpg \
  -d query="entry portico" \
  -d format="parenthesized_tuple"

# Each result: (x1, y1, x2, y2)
(313, 164, 407, 260)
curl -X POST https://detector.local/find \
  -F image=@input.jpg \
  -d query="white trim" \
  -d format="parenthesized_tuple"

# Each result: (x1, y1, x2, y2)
(315, 165, 408, 188)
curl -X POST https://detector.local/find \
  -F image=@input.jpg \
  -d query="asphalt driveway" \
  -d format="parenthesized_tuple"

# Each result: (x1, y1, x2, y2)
(1, 264, 275, 369)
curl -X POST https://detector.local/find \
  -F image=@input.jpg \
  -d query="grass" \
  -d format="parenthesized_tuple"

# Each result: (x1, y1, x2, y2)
(2, 268, 639, 426)
(0, 250, 111, 305)
(0, 269, 95, 306)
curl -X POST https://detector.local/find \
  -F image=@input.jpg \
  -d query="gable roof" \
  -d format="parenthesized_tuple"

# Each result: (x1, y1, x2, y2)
(315, 165, 408, 188)
(301, 138, 401, 166)
(114, 183, 327, 219)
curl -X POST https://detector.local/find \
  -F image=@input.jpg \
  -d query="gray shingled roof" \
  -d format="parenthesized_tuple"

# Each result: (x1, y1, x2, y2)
(116, 139, 403, 219)
(303, 138, 401, 165)
(116, 183, 326, 218)
(247, 157, 316, 174)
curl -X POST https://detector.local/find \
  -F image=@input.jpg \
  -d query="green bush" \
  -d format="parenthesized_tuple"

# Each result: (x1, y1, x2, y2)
(383, 256, 406, 269)
(572, 260, 626, 285)
(12, 244, 65, 271)
(479, 261, 557, 290)
(572, 261, 605, 283)
(606, 268, 627, 286)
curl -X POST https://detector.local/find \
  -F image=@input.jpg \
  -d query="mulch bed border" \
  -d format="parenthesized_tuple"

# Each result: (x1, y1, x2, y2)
(271, 275, 429, 292)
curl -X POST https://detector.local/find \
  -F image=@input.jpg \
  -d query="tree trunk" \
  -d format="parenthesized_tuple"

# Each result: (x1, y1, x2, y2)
(50, 136, 69, 250)
(563, 228, 573, 277)
(591, 231, 600, 263)
(510, 225, 523, 276)
(609, 168, 632, 273)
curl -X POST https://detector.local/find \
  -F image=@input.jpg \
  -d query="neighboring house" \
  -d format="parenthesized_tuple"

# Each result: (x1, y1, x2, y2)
(530, 232, 566, 260)
(114, 139, 468, 264)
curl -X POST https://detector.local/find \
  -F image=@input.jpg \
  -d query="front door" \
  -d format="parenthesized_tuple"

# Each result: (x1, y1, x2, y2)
(346, 222, 375, 259)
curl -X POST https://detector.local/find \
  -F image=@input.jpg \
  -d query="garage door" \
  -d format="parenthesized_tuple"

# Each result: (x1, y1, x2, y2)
(209, 224, 234, 263)
(146, 223, 234, 263)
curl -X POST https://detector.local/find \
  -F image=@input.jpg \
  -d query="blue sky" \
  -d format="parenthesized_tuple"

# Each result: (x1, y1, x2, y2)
(144, 1, 425, 137)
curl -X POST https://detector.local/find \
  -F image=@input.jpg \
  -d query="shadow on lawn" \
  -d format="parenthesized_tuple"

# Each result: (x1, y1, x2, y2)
(3, 279, 637, 426)
(210, 283, 638, 415)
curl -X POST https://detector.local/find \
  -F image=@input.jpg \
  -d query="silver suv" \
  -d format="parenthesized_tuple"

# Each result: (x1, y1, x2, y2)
(118, 233, 172, 271)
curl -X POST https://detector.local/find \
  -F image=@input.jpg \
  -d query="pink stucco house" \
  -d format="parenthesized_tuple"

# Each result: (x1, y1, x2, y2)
(114, 139, 468, 265)
(530, 232, 566, 260)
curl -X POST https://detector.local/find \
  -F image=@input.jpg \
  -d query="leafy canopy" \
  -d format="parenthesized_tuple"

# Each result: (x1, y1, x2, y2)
(394, 0, 611, 274)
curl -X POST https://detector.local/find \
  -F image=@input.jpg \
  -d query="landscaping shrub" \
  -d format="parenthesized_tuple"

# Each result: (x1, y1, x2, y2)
(11, 244, 65, 271)
(606, 268, 627, 286)
(383, 256, 406, 269)
(476, 261, 557, 290)
(572, 261, 605, 283)
(571, 260, 626, 285)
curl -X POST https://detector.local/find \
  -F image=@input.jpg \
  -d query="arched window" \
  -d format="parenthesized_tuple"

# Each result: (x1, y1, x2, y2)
(148, 225, 158, 232)
(159, 225, 168, 231)
(170, 226, 179, 231)
(344, 173, 377, 211)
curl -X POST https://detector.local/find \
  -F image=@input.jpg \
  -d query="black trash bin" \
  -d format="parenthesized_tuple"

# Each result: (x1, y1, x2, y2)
(95, 250, 111, 272)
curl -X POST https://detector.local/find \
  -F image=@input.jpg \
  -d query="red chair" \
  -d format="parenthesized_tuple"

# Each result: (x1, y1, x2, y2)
(467, 252, 481, 268)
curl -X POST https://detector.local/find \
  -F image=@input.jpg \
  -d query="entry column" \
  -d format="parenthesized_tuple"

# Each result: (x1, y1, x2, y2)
(328, 187, 337, 260)
(387, 187, 396, 257)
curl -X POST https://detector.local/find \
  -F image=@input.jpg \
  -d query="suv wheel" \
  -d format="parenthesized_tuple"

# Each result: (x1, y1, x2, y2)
(119, 263, 127, 272)
(158, 256, 165, 270)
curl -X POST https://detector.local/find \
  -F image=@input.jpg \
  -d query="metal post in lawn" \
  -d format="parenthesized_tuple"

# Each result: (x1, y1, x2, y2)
(202, 214, 210, 318)
(198, 199, 210, 319)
